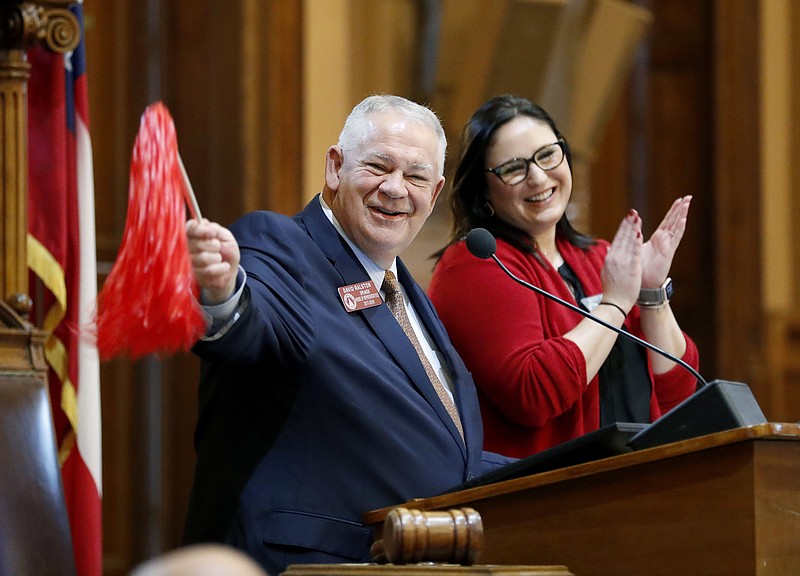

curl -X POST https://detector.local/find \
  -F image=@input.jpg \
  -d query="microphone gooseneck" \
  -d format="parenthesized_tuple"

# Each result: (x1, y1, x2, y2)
(464, 228, 707, 388)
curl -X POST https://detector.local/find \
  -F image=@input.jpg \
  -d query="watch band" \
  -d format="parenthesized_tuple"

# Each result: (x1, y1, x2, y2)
(637, 277, 673, 308)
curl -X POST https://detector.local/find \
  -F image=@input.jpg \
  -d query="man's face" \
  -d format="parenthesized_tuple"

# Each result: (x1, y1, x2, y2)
(323, 111, 445, 269)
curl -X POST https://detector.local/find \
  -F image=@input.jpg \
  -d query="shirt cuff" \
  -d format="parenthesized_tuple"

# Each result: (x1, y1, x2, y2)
(200, 266, 247, 341)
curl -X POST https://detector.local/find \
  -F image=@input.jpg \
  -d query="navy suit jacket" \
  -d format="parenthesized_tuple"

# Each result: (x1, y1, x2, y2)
(184, 197, 511, 575)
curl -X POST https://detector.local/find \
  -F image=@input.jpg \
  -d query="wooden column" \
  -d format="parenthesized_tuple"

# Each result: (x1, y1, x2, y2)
(0, 0, 79, 312)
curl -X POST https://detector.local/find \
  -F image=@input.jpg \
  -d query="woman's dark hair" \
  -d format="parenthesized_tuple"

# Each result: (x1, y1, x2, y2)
(435, 94, 594, 260)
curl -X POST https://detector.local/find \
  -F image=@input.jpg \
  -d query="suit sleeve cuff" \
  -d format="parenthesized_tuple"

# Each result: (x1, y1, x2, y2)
(201, 266, 247, 341)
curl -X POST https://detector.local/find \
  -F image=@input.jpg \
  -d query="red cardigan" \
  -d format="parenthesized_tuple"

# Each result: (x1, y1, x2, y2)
(428, 234, 699, 458)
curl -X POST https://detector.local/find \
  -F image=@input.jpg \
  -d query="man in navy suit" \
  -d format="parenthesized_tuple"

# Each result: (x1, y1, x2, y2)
(183, 95, 511, 575)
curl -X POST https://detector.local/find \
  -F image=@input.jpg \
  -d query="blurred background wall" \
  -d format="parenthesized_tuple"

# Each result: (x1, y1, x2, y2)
(81, 1, 800, 573)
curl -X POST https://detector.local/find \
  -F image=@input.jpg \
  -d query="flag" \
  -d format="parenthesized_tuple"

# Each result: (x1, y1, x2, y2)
(27, 3, 102, 575)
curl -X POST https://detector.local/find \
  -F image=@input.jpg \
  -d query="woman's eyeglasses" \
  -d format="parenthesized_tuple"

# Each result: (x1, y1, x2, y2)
(486, 139, 566, 186)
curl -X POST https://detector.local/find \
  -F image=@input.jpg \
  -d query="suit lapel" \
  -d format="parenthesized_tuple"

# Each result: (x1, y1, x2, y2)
(299, 197, 466, 453)
(361, 284, 466, 454)
(396, 262, 469, 451)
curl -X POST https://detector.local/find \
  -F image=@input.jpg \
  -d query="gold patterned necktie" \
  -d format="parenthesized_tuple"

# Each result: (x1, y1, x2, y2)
(382, 270, 464, 441)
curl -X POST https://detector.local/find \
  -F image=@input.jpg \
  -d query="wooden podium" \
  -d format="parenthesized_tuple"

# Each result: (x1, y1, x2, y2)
(364, 424, 800, 576)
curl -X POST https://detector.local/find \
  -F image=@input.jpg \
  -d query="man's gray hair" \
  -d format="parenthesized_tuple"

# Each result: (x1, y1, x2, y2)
(338, 94, 447, 176)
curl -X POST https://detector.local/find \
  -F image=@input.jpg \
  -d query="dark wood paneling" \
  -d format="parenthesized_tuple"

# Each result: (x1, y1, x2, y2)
(98, 358, 136, 575)
(169, 2, 245, 225)
(793, 5, 800, 305)
(85, 2, 160, 574)
(167, 2, 303, 222)
(590, 0, 717, 376)
(713, 0, 763, 396)
(647, 0, 715, 378)
(161, 354, 201, 549)
(260, 0, 304, 215)
(83, 1, 303, 574)
(586, 89, 634, 242)
(80, 1, 774, 574)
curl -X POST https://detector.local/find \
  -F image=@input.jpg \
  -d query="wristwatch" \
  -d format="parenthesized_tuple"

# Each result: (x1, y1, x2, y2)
(637, 278, 673, 308)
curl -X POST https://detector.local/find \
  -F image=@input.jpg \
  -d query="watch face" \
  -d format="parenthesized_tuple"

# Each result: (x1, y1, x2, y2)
(664, 279, 674, 300)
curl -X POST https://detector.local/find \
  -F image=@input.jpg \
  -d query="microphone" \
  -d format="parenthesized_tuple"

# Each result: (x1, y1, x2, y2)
(464, 227, 767, 450)
(465, 227, 707, 388)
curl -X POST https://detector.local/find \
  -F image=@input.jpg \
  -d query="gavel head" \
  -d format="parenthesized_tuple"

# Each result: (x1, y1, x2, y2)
(379, 507, 484, 566)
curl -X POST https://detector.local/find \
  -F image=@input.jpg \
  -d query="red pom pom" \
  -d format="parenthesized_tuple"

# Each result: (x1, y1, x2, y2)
(94, 102, 206, 360)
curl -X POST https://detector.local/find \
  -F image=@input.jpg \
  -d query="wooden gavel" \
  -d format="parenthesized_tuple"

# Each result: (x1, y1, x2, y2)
(371, 507, 483, 566)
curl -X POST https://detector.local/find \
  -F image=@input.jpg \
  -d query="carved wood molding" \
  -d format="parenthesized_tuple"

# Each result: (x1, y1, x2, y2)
(0, 0, 79, 309)
(0, 300, 47, 379)
(0, 0, 80, 53)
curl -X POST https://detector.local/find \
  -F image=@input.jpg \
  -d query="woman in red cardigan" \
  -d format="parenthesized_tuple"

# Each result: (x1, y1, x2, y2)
(428, 95, 699, 458)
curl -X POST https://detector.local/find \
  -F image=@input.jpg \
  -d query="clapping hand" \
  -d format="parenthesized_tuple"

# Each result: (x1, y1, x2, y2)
(641, 196, 691, 288)
(601, 209, 643, 312)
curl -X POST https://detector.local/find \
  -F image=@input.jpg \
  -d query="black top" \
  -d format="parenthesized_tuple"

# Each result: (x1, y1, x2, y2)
(558, 262, 652, 425)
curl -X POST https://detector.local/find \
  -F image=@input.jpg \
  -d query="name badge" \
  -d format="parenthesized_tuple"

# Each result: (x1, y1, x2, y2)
(581, 293, 603, 311)
(338, 280, 382, 312)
